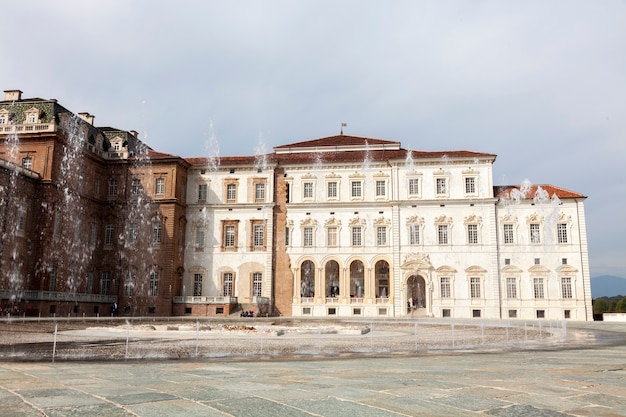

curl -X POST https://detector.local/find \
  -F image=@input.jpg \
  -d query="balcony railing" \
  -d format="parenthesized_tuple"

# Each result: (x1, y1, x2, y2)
(0, 289, 116, 303)
(173, 296, 237, 304)
(0, 123, 56, 134)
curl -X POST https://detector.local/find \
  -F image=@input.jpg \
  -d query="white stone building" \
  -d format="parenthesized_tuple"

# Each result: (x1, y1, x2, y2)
(179, 134, 592, 320)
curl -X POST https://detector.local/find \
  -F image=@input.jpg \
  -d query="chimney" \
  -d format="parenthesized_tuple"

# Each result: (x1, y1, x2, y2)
(130, 130, 139, 137)
(3, 90, 23, 101)
(78, 112, 95, 125)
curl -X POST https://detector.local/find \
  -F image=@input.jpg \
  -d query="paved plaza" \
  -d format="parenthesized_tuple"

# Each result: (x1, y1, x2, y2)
(0, 321, 625, 416)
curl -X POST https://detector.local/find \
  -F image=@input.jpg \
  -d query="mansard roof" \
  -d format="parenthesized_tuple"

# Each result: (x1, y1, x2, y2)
(494, 184, 586, 199)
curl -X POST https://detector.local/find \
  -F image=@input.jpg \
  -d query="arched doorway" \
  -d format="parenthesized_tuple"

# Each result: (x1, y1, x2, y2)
(407, 275, 426, 313)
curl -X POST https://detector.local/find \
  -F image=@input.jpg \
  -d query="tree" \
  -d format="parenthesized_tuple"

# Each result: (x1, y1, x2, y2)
(615, 297, 626, 313)
(593, 298, 609, 314)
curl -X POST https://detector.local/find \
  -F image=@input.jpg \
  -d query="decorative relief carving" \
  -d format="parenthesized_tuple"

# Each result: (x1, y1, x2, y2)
(324, 216, 341, 228)
(464, 214, 482, 225)
(300, 217, 318, 228)
(406, 215, 424, 225)
(526, 213, 544, 223)
(348, 216, 366, 228)
(373, 216, 390, 227)
(434, 215, 452, 225)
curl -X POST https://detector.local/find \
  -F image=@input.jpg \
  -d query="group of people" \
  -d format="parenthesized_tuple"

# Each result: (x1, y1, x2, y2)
(2, 303, 20, 316)
(240, 310, 255, 317)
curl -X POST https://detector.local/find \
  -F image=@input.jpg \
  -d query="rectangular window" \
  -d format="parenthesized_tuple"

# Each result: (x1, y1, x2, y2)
(94, 177, 100, 196)
(530, 223, 541, 244)
(198, 184, 208, 201)
(131, 178, 141, 194)
(223, 272, 233, 296)
(508, 309, 517, 318)
(195, 226, 205, 249)
(303, 182, 313, 199)
(255, 183, 265, 202)
(470, 277, 481, 298)
(503, 224, 514, 244)
(351, 181, 362, 198)
(409, 224, 420, 245)
(440, 277, 451, 298)
(467, 224, 478, 244)
(465, 177, 476, 194)
(16, 208, 26, 232)
(226, 183, 237, 202)
(253, 272, 262, 297)
(327, 227, 337, 247)
(193, 273, 203, 296)
(22, 157, 32, 170)
(152, 222, 162, 245)
(105, 224, 114, 246)
(254, 224, 264, 248)
(327, 181, 337, 198)
(561, 277, 573, 299)
(155, 178, 165, 195)
(352, 227, 362, 246)
(303, 227, 313, 247)
(225, 225, 235, 248)
(438, 224, 449, 245)
(533, 278, 545, 299)
(436, 178, 447, 195)
(285, 226, 290, 246)
(125, 272, 134, 297)
(375, 180, 386, 197)
(128, 223, 138, 245)
(377, 226, 387, 246)
(473, 309, 482, 318)
(506, 277, 517, 299)
(409, 178, 419, 196)
(557, 223, 568, 243)
(90, 221, 98, 246)
(100, 271, 110, 295)
(149, 272, 159, 297)
(536, 310, 545, 319)
(108, 179, 118, 196)
(49, 267, 57, 292)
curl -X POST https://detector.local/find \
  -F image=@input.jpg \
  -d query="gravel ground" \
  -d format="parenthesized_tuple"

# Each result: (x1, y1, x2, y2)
(0, 317, 556, 362)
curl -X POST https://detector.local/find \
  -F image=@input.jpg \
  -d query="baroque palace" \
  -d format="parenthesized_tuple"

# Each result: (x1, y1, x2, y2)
(0, 90, 593, 320)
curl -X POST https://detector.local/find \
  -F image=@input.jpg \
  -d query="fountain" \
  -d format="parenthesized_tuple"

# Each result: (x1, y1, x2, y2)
(204, 120, 220, 172)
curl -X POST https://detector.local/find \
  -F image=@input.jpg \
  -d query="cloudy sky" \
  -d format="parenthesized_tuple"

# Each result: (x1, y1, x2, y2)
(2, 1, 625, 278)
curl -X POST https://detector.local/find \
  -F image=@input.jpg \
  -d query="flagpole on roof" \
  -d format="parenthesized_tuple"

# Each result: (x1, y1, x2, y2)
(340, 122, 347, 135)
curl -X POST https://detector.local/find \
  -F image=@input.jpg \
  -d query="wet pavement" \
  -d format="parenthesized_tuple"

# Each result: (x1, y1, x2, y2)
(0, 321, 625, 416)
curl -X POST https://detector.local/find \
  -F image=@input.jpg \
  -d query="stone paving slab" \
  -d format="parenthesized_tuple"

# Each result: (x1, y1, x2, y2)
(0, 322, 625, 416)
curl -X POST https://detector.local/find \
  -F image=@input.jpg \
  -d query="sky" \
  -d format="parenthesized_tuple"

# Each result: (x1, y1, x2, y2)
(1, 0, 625, 278)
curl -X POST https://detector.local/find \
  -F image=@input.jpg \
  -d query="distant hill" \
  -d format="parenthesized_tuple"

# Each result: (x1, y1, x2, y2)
(591, 275, 626, 299)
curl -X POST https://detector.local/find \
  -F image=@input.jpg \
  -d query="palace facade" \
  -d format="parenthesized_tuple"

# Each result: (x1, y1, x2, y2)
(0, 90, 593, 320)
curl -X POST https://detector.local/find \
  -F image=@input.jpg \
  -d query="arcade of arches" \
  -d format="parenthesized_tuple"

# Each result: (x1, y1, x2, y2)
(297, 259, 391, 301)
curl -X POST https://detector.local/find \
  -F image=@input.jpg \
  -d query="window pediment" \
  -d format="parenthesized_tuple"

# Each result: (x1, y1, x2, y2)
(406, 215, 424, 225)
(324, 216, 341, 228)
(500, 214, 518, 224)
(528, 265, 550, 274)
(349, 172, 364, 179)
(465, 265, 486, 274)
(373, 216, 390, 227)
(349, 216, 366, 228)
(501, 265, 522, 273)
(556, 265, 578, 274)
(464, 214, 482, 225)
(300, 217, 318, 228)
(325, 172, 341, 179)
(434, 215, 452, 225)
(526, 213, 544, 224)
(436, 265, 457, 274)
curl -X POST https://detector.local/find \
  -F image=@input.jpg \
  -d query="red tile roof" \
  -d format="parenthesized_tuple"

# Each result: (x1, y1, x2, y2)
(274, 134, 398, 150)
(494, 184, 586, 199)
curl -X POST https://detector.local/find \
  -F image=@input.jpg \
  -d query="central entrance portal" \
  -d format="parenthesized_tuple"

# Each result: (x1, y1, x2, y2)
(407, 275, 426, 313)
